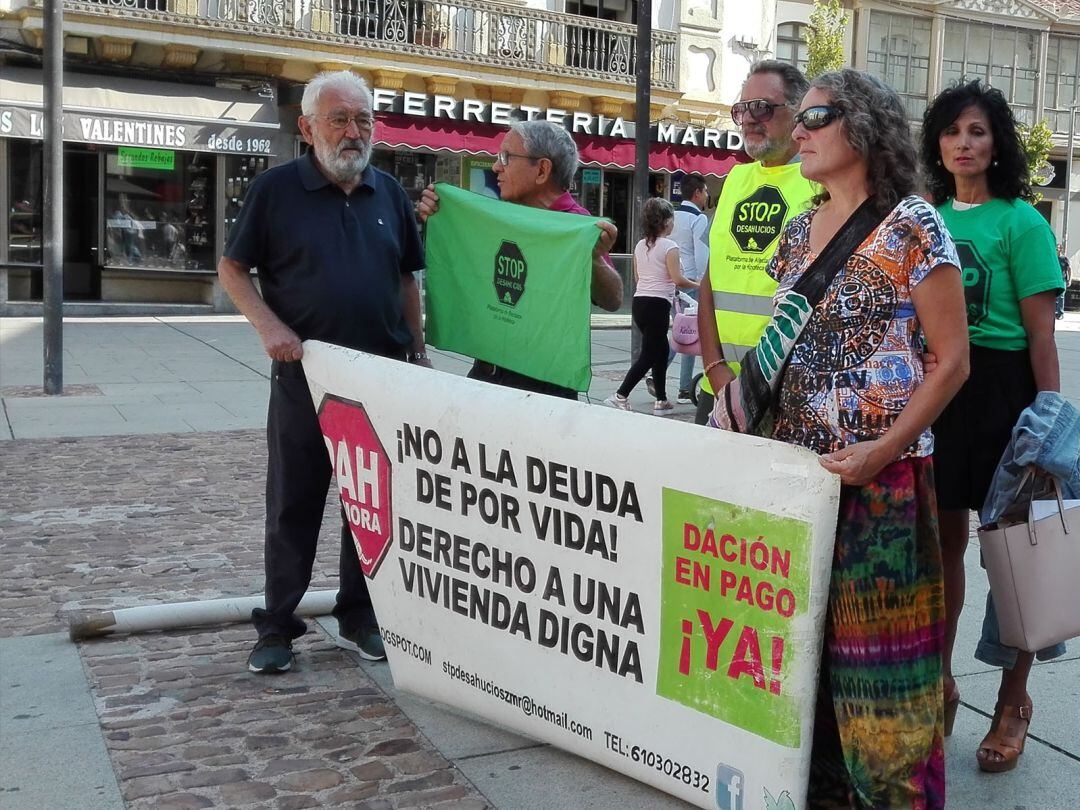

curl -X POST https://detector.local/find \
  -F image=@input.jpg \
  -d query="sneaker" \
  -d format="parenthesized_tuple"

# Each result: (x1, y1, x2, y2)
(676, 389, 693, 404)
(645, 376, 657, 398)
(247, 635, 293, 673)
(337, 626, 387, 661)
(603, 394, 633, 411)
(654, 399, 674, 415)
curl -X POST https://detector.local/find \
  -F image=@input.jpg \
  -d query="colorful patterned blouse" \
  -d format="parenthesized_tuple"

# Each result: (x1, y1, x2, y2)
(765, 195, 960, 458)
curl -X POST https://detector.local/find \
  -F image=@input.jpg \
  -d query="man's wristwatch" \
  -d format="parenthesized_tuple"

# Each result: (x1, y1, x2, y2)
(408, 351, 429, 363)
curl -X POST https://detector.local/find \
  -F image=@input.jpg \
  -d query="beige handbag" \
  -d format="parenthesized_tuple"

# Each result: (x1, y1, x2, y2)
(978, 472, 1080, 652)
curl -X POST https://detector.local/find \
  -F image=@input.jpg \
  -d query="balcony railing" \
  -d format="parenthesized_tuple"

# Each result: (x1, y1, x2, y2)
(62, 0, 679, 89)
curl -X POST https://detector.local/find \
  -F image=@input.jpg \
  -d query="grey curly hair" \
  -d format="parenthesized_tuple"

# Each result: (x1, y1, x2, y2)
(808, 69, 917, 214)
(510, 120, 580, 192)
(301, 71, 373, 117)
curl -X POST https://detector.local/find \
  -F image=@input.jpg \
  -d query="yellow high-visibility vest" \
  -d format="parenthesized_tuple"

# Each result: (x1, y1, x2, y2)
(702, 161, 816, 395)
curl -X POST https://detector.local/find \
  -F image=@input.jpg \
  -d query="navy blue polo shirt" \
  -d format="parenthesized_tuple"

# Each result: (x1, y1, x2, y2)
(224, 152, 424, 354)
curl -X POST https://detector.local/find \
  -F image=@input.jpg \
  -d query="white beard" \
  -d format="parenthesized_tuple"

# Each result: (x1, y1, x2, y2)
(313, 136, 372, 184)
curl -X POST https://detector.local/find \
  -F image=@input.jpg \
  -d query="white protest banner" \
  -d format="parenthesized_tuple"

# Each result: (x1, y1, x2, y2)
(302, 341, 840, 810)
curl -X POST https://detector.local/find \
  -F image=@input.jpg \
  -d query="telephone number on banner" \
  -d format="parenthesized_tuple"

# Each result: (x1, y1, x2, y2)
(604, 732, 711, 794)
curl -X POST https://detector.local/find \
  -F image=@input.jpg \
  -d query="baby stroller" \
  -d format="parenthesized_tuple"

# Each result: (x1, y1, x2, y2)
(668, 291, 705, 405)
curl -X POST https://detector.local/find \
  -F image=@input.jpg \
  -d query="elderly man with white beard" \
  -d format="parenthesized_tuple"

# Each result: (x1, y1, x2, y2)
(218, 70, 427, 673)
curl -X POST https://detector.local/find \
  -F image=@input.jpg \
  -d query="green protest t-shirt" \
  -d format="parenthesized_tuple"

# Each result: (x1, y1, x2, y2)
(425, 183, 601, 392)
(938, 197, 1064, 351)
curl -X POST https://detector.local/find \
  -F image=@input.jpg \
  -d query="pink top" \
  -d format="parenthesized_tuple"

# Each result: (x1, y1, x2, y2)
(549, 191, 613, 272)
(633, 237, 679, 300)
(549, 190, 591, 216)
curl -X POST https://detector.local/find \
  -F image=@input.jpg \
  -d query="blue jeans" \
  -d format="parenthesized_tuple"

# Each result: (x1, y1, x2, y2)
(976, 592, 1066, 668)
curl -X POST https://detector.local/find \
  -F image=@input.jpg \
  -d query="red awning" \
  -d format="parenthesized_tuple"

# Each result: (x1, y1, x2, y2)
(373, 113, 744, 178)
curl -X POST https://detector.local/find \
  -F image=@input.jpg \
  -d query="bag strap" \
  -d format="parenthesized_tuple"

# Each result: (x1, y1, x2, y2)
(789, 197, 887, 308)
(761, 197, 887, 395)
(722, 197, 887, 435)
(1026, 472, 1070, 545)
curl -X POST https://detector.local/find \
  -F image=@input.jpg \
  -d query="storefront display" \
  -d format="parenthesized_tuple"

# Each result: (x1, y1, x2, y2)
(0, 67, 281, 308)
(7, 139, 41, 265)
(103, 149, 216, 271)
(224, 154, 269, 241)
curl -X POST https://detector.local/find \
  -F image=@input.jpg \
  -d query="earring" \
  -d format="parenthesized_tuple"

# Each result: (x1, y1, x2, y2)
(936, 159, 942, 166)
(993, 159, 999, 166)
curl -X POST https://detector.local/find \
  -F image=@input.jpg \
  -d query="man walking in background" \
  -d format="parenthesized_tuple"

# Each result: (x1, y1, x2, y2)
(668, 173, 711, 403)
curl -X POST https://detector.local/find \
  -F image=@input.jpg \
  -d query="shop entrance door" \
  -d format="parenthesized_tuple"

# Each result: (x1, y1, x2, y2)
(30, 149, 100, 300)
(63, 150, 101, 300)
(604, 172, 631, 254)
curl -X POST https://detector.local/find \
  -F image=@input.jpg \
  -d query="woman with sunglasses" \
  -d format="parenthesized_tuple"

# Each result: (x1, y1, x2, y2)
(764, 70, 969, 807)
(921, 80, 1066, 775)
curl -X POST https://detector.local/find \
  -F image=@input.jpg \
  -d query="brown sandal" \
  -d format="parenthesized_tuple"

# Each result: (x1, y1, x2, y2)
(977, 702, 1033, 773)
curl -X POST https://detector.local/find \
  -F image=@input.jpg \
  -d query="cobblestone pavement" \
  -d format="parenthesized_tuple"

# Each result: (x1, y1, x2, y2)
(0, 430, 490, 809)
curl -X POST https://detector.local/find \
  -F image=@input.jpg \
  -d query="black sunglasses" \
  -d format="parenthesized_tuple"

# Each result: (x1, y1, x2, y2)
(794, 105, 844, 131)
(731, 99, 787, 125)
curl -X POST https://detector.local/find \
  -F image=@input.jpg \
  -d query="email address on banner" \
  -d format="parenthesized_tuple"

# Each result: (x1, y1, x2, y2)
(381, 628, 433, 665)
(442, 660, 593, 741)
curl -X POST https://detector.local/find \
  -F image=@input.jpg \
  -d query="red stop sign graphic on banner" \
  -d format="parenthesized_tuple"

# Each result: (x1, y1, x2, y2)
(317, 395, 393, 578)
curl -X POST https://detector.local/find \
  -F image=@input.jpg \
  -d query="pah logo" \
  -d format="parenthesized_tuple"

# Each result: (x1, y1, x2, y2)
(954, 239, 992, 327)
(493, 240, 527, 307)
(715, 763, 744, 810)
(730, 185, 788, 254)
(318, 395, 393, 578)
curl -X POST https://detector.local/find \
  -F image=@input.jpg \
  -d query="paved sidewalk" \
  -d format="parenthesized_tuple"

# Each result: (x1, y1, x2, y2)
(2, 315, 1079, 809)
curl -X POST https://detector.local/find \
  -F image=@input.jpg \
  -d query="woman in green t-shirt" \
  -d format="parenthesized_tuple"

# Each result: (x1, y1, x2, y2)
(921, 79, 1066, 774)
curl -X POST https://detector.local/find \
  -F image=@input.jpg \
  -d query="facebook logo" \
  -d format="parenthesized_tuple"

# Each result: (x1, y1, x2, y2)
(715, 764, 744, 810)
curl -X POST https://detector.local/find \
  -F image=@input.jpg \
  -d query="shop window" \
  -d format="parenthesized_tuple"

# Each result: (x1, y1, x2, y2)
(371, 149, 436, 206)
(103, 149, 216, 271)
(224, 155, 269, 242)
(8, 140, 43, 265)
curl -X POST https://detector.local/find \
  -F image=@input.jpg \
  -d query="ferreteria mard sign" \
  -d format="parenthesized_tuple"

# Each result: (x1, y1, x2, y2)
(302, 342, 840, 809)
(371, 88, 744, 151)
(0, 106, 275, 155)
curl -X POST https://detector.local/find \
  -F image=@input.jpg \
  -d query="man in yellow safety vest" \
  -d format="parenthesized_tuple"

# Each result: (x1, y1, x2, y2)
(695, 60, 816, 424)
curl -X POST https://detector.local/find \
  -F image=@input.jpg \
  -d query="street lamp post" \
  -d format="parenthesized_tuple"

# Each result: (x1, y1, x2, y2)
(43, 0, 64, 394)
(632, 0, 652, 247)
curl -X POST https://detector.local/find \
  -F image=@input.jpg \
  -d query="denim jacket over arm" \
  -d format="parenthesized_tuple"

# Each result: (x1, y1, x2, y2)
(980, 391, 1080, 525)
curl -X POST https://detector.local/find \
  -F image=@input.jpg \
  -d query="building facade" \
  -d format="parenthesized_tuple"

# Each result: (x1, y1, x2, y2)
(0, 0, 778, 313)
(774, 0, 1080, 258)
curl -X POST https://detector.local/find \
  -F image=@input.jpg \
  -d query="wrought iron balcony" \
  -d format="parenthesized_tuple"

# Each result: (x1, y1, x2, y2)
(59, 0, 679, 90)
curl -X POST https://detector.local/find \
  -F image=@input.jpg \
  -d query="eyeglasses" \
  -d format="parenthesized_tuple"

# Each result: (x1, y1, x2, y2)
(495, 151, 538, 167)
(731, 99, 788, 125)
(793, 106, 844, 131)
(317, 114, 375, 132)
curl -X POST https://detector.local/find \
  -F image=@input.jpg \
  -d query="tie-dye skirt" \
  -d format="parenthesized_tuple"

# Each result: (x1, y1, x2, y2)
(807, 456, 946, 809)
